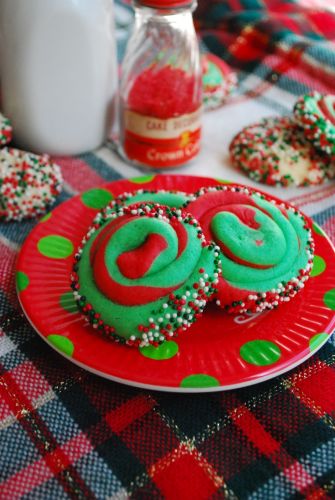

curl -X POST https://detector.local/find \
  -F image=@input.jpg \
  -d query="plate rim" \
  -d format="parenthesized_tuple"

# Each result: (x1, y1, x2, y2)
(16, 287, 335, 393)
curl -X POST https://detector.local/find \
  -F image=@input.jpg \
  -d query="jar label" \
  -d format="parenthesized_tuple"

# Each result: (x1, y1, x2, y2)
(123, 108, 202, 168)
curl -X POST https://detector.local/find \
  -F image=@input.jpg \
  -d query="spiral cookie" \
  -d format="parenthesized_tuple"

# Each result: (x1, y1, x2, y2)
(0, 113, 12, 146)
(0, 148, 63, 221)
(294, 92, 335, 156)
(202, 53, 237, 111)
(184, 185, 314, 314)
(114, 189, 191, 209)
(229, 116, 334, 187)
(71, 203, 220, 347)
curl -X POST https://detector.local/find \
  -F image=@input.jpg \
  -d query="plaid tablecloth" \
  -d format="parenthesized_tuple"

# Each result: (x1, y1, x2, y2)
(1, 1, 335, 498)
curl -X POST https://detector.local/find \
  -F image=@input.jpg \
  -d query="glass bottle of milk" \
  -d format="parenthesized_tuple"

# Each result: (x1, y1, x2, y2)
(0, 0, 118, 155)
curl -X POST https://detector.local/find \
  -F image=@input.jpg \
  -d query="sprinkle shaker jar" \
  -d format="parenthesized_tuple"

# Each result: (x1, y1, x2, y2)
(119, 0, 202, 169)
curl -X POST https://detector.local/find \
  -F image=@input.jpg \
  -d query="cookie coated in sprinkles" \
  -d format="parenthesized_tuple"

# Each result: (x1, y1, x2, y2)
(184, 184, 315, 314)
(71, 202, 221, 348)
(294, 91, 335, 156)
(0, 147, 63, 221)
(202, 53, 237, 111)
(114, 188, 191, 210)
(229, 116, 334, 187)
(0, 113, 13, 146)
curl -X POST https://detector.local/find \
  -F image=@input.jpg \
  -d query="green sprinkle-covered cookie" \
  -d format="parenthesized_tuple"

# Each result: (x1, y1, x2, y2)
(114, 189, 191, 209)
(0, 113, 12, 146)
(185, 185, 315, 314)
(229, 116, 334, 187)
(0, 148, 63, 221)
(202, 53, 237, 111)
(71, 203, 220, 347)
(294, 91, 335, 156)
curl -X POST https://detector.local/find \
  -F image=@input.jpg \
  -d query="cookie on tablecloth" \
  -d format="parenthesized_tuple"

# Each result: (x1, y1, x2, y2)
(184, 185, 314, 314)
(0, 113, 13, 146)
(229, 116, 334, 187)
(294, 92, 335, 156)
(0, 148, 63, 221)
(202, 53, 237, 110)
(71, 203, 220, 347)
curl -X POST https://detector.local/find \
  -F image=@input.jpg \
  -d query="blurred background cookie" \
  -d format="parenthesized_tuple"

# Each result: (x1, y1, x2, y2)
(229, 116, 335, 187)
(202, 53, 237, 111)
(0, 148, 63, 221)
(294, 92, 335, 156)
(0, 113, 13, 146)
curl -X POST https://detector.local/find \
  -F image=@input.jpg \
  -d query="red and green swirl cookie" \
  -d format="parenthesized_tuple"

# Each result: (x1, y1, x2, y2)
(114, 189, 191, 209)
(0, 113, 12, 146)
(229, 116, 334, 187)
(0, 148, 63, 221)
(202, 53, 237, 111)
(294, 92, 335, 156)
(184, 186, 314, 314)
(71, 203, 220, 347)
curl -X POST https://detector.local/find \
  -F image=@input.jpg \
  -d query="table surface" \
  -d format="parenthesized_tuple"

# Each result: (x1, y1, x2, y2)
(1, 1, 335, 499)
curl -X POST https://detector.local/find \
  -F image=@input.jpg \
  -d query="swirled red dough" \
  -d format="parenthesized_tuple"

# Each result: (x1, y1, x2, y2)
(71, 203, 221, 347)
(0, 113, 12, 146)
(294, 92, 335, 156)
(114, 189, 191, 209)
(184, 185, 315, 314)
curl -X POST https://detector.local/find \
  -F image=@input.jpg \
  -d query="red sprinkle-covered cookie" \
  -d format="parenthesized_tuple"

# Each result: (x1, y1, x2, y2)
(294, 92, 335, 156)
(229, 116, 334, 187)
(0, 113, 12, 146)
(184, 185, 314, 314)
(114, 189, 191, 209)
(202, 53, 237, 110)
(71, 202, 220, 347)
(0, 148, 63, 221)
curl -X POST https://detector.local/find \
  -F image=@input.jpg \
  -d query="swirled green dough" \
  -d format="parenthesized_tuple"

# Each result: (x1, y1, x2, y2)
(72, 203, 220, 346)
(114, 189, 190, 210)
(185, 185, 314, 314)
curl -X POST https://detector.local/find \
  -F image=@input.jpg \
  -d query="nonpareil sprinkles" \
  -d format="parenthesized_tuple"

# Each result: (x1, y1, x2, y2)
(121, 65, 202, 168)
(0, 148, 63, 221)
(71, 202, 221, 347)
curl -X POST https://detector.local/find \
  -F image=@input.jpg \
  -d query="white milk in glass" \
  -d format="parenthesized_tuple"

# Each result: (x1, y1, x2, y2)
(0, 0, 118, 155)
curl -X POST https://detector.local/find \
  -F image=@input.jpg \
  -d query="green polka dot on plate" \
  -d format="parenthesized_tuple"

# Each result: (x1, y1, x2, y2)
(180, 374, 220, 388)
(40, 212, 52, 223)
(37, 235, 74, 259)
(312, 223, 325, 236)
(240, 340, 281, 366)
(130, 175, 156, 184)
(140, 341, 178, 360)
(16, 271, 29, 292)
(310, 255, 326, 277)
(324, 288, 335, 310)
(309, 333, 329, 352)
(81, 188, 113, 209)
(47, 335, 74, 357)
(60, 292, 78, 314)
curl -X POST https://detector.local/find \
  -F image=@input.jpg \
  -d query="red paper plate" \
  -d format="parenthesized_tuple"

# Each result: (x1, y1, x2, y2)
(16, 175, 335, 392)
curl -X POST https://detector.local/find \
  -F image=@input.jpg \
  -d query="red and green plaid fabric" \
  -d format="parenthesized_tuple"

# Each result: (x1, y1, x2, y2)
(1, 1, 335, 498)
